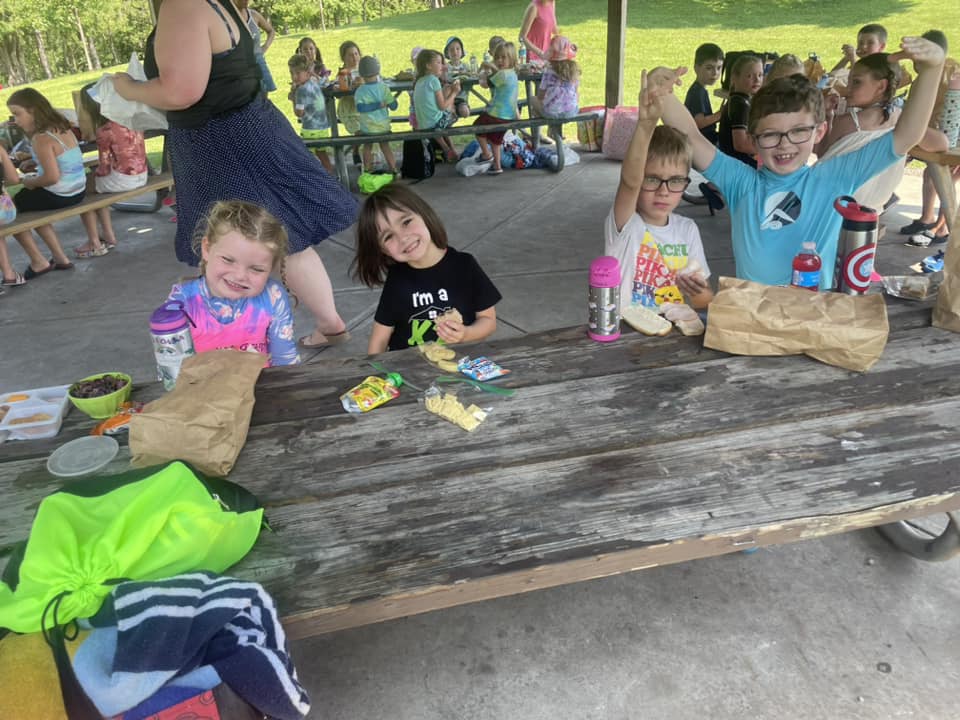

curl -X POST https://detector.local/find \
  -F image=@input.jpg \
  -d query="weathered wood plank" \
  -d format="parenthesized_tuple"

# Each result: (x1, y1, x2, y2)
(0, 295, 935, 464)
(1, 321, 958, 548)
(234, 396, 960, 637)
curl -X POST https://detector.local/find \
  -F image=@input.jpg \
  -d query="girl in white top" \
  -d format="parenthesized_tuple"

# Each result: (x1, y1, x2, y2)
(817, 53, 946, 210)
(4, 88, 84, 278)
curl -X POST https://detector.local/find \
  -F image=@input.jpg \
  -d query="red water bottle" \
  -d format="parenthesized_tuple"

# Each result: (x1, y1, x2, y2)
(791, 242, 821, 291)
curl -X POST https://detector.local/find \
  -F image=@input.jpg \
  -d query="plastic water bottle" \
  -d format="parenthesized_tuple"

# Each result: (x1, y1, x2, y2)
(483, 50, 493, 65)
(587, 256, 622, 342)
(469, 54, 478, 74)
(150, 301, 195, 390)
(790, 242, 822, 292)
(518, 46, 527, 65)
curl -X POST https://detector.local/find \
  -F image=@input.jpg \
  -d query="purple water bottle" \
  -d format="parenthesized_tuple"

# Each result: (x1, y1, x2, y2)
(150, 301, 195, 390)
(587, 256, 622, 342)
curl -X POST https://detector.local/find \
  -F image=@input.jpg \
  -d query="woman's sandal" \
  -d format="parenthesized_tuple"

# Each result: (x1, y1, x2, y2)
(1, 271, 26, 287)
(298, 329, 352, 350)
(23, 262, 54, 280)
(75, 245, 110, 259)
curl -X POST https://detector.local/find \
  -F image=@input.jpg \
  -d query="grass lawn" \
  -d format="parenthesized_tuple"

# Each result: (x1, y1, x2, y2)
(2, 0, 958, 145)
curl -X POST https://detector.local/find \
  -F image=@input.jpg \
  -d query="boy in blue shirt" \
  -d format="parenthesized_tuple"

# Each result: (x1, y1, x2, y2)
(651, 35, 945, 289)
(354, 56, 399, 174)
(684, 43, 724, 145)
(289, 54, 334, 174)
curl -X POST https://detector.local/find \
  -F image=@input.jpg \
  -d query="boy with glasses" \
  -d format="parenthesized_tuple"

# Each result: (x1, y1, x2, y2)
(605, 71, 713, 311)
(648, 36, 945, 289)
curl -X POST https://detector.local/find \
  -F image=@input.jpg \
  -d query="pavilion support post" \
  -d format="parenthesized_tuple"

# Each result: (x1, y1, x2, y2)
(150, 0, 161, 24)
(605, 0, 627, 108)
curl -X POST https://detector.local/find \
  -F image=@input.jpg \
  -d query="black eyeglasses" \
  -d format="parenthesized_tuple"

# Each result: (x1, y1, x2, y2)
(753, 125, 817, 149)
(641, 175, 691, 193)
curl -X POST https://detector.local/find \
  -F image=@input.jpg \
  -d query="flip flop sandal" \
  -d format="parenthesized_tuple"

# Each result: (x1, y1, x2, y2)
(23, 262, 55, 280)
(1, 271, 26, 287)
(931, 234, 950, 245)
(486, 167, 504, 175)
(75, 246, 109, 258)
(298, 330, 351, 349)
(52, 260, 75, 270)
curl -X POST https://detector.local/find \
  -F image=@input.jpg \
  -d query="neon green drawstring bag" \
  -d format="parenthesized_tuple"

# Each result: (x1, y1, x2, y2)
(0, 461, 264, 634)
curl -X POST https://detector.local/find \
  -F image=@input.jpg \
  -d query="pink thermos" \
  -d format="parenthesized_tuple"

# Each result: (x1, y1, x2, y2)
(588, 256, 622, 342)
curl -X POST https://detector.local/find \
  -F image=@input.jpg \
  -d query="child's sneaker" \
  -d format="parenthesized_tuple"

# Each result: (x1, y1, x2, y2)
(921, 250, 945, 273)
(907, 230, 933, 247)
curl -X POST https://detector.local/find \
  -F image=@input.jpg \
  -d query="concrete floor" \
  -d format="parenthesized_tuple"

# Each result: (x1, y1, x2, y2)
(2, 153, 957, 719)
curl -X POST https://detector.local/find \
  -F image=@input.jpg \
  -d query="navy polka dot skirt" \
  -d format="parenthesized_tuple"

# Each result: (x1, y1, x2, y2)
(168, 96, 358, 266)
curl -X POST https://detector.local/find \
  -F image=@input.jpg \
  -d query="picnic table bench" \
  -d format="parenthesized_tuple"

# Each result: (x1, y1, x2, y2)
(1, 294, 958, 640)
(1, 171, 175, 236)
(313, 70, 594, 187)
(306, 111, 599, 188)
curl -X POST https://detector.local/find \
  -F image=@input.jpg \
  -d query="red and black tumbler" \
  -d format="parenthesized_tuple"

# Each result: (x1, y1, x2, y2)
(833, 196, 878, 294)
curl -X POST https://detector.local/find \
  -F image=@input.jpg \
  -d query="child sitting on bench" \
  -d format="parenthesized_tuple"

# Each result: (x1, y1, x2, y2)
(5, 88, 83, 279)
(75, 83, 148, 257)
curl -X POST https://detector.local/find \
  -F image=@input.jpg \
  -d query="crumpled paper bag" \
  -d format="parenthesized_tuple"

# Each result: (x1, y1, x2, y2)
(129, 350, 264, 476)
(89, 52, 168, 132)
(704, 277, 889, 372)
(933, 224, 960, 332)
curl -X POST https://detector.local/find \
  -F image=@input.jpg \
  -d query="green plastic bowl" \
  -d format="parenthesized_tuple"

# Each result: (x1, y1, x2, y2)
(68, 373, 133, 419)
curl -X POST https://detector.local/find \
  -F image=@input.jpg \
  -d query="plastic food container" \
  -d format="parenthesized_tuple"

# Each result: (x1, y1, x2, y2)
(68, 373, 133, 419)
(0, 384, 71, 441)
(881, 273, 942, 300)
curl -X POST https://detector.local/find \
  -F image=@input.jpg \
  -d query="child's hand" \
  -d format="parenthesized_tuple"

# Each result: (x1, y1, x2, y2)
(676, 271, 708, 299)
(841, 44, 856, 64)
(646, 66, 687, 96)
(891, 36, 946, 73)
(435, 317, 465, 344)
(636, 70, 662, 128)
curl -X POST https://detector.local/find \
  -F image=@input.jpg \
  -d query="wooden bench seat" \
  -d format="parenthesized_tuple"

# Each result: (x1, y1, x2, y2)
(306, 112, 599, 187)
(2, 172, 174, 236)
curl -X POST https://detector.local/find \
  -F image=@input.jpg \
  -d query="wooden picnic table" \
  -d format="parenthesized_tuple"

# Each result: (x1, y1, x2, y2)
(320, 68, 544, 139)
(2, 294, 959, 640)
(909, 146, 960, 235)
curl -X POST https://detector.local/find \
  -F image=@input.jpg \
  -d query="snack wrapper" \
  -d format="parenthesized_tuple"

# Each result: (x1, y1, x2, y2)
(341, 374, 402, 413)
(91, 401, 145, 435)
(457, 356, 509, 381)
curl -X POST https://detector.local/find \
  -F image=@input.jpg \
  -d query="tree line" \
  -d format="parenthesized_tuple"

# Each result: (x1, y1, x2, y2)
(0, 0, 462, 87)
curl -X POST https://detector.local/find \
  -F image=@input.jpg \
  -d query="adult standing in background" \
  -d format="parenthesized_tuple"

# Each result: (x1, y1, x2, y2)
(237, 0, 277, 96)
(112, 0, 356, 349)
(519, 0, 558, 64)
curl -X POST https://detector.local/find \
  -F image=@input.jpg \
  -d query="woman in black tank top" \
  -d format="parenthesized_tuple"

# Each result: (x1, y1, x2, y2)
(114, 0, 357, 348)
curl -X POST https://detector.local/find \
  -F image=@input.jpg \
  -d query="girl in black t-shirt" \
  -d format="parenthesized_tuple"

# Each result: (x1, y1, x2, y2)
(354, 185, 502, 354)
(719, 55, 763, 169)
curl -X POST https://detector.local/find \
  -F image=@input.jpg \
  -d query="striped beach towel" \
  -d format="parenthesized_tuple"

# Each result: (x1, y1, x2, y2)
(74, 572, 310, 720)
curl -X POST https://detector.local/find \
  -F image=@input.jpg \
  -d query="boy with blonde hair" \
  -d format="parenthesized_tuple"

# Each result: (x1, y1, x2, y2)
(606, 71, 713, 311)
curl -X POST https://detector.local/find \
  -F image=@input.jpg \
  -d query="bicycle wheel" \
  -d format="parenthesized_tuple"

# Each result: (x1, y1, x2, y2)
(875, 512, 960, 561)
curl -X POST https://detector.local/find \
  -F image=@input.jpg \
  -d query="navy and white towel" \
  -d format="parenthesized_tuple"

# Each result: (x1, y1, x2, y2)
(73, 572, 310, 719)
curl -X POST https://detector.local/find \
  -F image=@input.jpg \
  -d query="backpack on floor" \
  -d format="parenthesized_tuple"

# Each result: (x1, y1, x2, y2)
(401, 139, 435, 180)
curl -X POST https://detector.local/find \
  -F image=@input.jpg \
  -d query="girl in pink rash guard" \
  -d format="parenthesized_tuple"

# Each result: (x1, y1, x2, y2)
(166, 201, 300, 366)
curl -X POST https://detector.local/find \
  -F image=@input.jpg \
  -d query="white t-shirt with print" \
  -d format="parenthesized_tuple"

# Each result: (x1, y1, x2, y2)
(603, 208, 711, 309)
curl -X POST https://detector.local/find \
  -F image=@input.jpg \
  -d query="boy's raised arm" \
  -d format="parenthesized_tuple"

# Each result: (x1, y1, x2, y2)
(649, 66, 717, 172)
(891, 36, 946, 155)
(613, 70, 659, 231)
